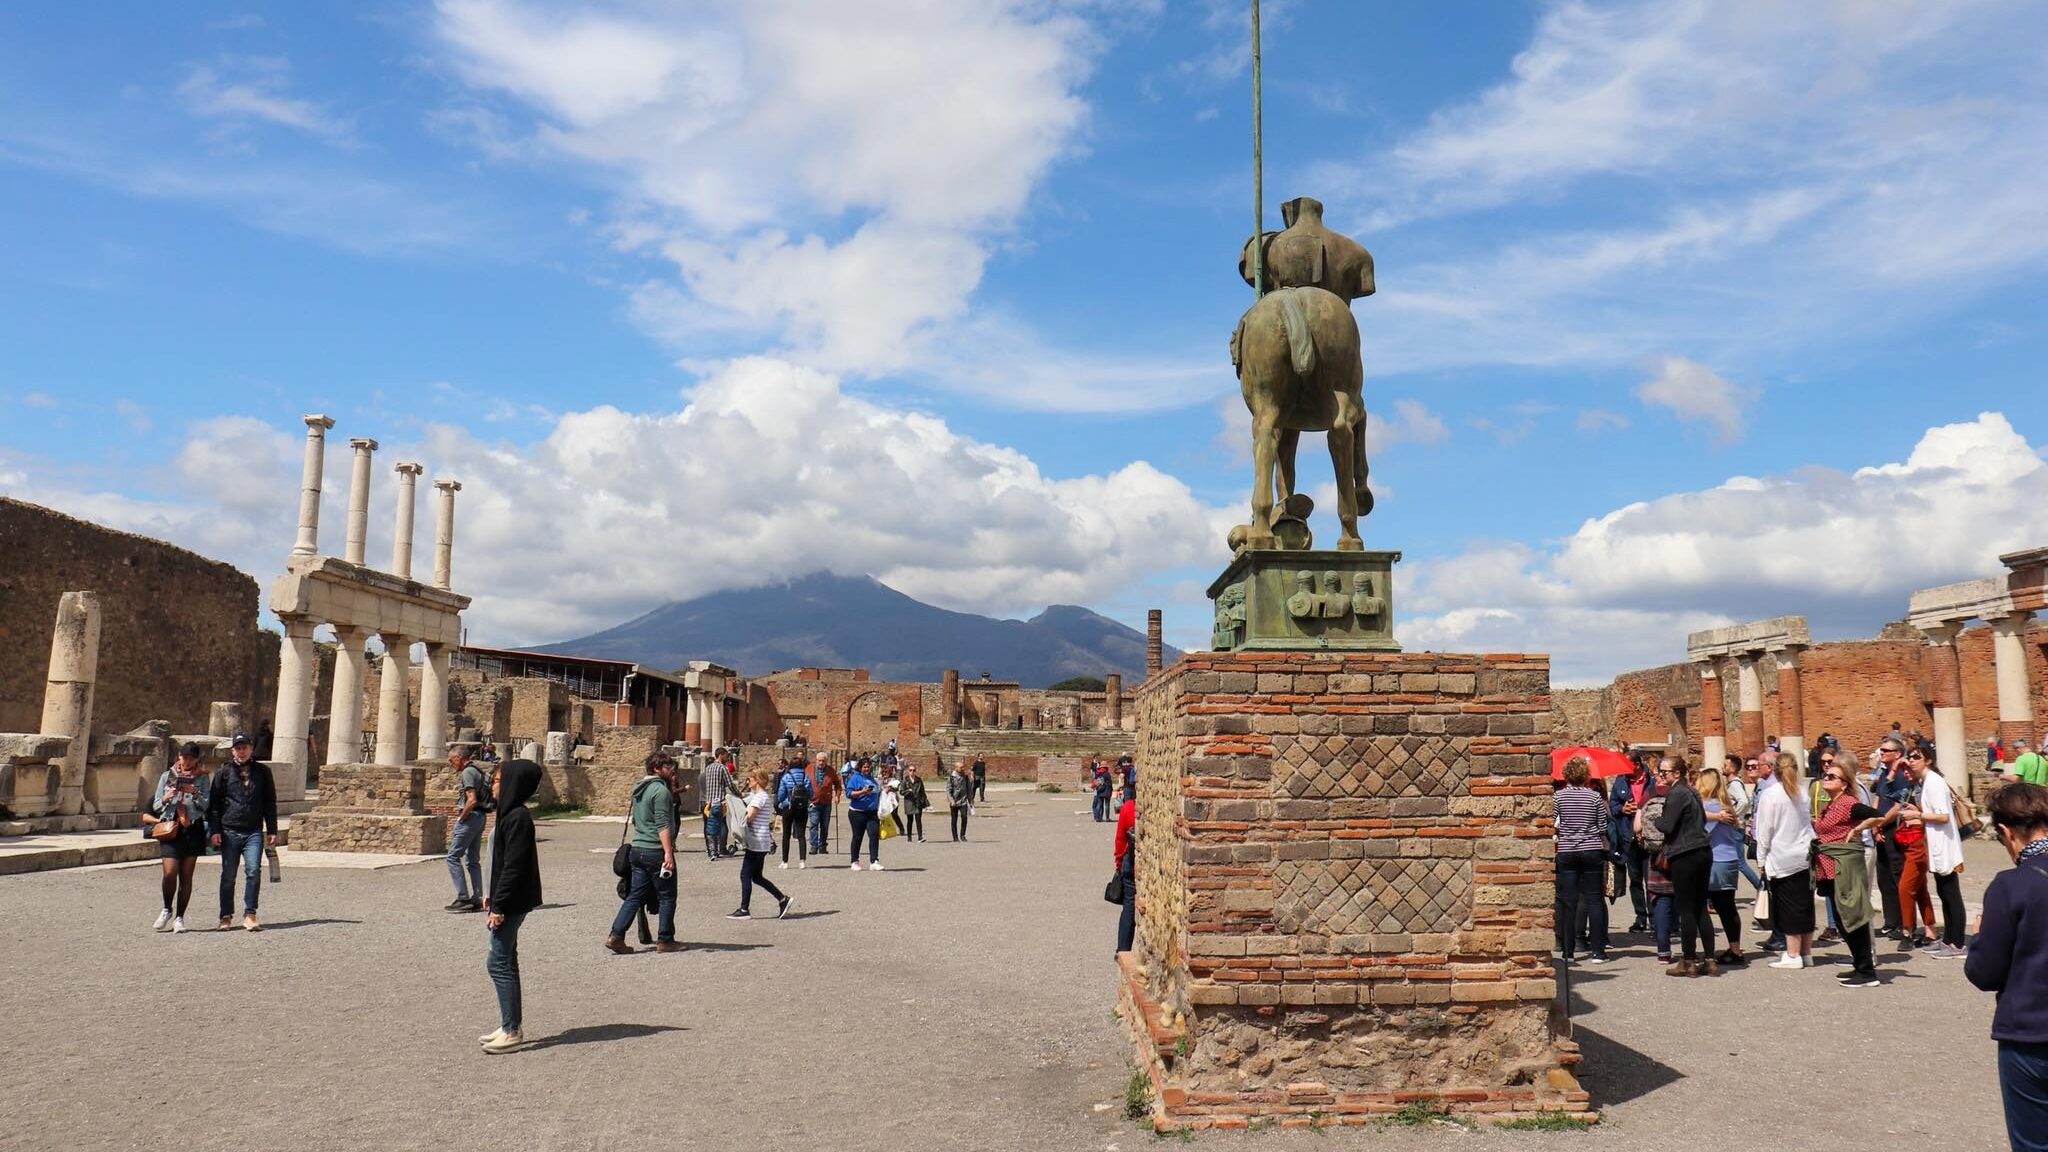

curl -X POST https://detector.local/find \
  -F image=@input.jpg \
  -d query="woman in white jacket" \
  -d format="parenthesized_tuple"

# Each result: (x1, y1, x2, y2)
(1754, 752, 1818, 970)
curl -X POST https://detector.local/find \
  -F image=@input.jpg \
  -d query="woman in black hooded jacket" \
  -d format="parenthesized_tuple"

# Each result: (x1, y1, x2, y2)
(481, 759, 542, 1053)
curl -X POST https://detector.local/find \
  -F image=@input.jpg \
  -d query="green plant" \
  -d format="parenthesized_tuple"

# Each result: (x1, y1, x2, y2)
(1386, 1101, 1459, 1128)
(1037, 782, 1063, 793)
(1124, 1069, 1152, 1120)
(1496, 1114, 1591, 1132)
(1174, 1035, 1190, 1059)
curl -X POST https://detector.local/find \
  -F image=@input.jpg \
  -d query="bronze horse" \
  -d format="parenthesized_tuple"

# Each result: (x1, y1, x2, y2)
(1230, 197, 1376, 551)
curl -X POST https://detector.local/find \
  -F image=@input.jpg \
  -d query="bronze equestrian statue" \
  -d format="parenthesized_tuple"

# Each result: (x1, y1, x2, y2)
(1229, 197, 1376, 552)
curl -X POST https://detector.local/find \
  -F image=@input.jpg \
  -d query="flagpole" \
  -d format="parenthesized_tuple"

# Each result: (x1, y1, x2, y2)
(1251, 0, 1265, 297)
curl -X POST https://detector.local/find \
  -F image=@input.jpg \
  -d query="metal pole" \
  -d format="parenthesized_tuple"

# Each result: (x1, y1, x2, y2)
(1251, 0, 1265, 297)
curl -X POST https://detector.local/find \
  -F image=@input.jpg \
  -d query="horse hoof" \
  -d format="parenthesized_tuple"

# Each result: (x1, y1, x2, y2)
(1336, 536, 1364, 553)
(1358, 489, 1375, 517)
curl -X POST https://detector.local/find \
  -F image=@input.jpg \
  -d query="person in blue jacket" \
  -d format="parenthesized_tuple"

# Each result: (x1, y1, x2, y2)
(1967, 781, 2048, 1152)
(844, 758, 882, 870)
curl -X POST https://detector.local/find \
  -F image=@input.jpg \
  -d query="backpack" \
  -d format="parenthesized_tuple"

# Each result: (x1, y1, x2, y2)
(468, 765, 494, 812)
(777, 767, 809, 816)
(1637, 792, 1669, 864)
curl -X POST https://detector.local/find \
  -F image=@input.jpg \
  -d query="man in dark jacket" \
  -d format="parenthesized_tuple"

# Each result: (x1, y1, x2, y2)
(206, 733, 277, 932)
(1966, 782, 2048, 1151)
(1609, 754, 1651, 932)
(481, 759, 543, 1054)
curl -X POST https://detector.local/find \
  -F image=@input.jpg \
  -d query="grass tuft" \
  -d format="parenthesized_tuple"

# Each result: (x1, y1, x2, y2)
(1496, 1113, 1592, 1132)
(1124, 1068, 1152, 1120)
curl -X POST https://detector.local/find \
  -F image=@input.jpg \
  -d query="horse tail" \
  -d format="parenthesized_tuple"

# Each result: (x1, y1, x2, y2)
(1277, 288, 1317, 377)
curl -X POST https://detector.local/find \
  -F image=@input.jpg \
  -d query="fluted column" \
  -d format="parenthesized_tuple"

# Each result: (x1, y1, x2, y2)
(1773, 646, 1805, 757)
(1734, 652, 1765, 758)
(1921, 623, 1967, 788)
(343, 438, 378, 565)
(326, 626, 370, 766)
(271, 617, 317, 796)
(418, 643, 451, 762)
(1992, 612, 2036, 751)
(292, 415, 336, 558)
(374, 635, 414, 766)
(391, 463, 422, 578)
(1697, 663, 1725, 771)
(433, 479, 461, 590)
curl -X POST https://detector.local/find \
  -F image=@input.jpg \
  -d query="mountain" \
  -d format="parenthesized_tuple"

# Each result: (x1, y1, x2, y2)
(537, 573, 1181, 687)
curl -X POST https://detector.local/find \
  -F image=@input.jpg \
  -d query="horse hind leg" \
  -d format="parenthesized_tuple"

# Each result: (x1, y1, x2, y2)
(1328, 399, 1363, 552)
(1353, 412, 1374, 519)
(1277, 428, 1301, 505)
(1247, 407, 1281, 549)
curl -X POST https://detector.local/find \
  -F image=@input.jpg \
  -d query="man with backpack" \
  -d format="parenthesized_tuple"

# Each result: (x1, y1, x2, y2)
(607, 752, 682, 955)
(446, 743, 491, 913)
(776, 758, 809, 869)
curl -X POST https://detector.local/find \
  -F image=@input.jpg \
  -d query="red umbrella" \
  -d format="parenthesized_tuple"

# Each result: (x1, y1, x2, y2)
(1551, 746, 1635, 781)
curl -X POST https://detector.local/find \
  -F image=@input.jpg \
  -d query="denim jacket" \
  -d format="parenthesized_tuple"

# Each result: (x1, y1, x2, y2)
(150, 771, 209, 831)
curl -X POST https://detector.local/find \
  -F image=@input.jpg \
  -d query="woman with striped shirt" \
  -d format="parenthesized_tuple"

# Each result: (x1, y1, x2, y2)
(727, 769, 792, 921)
(1553, 757, 1611, 964)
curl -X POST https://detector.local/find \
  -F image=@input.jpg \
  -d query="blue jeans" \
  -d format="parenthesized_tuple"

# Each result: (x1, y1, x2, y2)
(488, 910, 527, 1033)
(704, 805, 728, 858)
(1554, 850, 1609, 959)
(1651, 893, 1674, 957)
(1737, 857, 1764, 893)
(809, 803, 833, 852)
(447, 813, 485, 900)
(2002, 1041, 2048, 1152)
(609, 846, 676, 942)
(848, 809, 879, 863)
(1115, 851, 1137, 953)
(1092, 793, 1111, 821)
(218, 828, 264, 918)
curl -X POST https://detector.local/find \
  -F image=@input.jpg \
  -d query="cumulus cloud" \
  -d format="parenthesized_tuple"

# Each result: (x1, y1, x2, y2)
(1634, 355, 1752, 443)
(2, 361, 1233, 646)
(1400, 412, 2048, 685)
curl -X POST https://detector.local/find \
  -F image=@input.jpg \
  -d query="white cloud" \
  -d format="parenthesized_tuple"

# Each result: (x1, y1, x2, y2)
(1369, 399, 1449, 451)
(115, 400, 152, 434)
(21, 391, 58, 409)
(1634, 355, 1751, 443)
(4, 360, 1233, 645)
(178, 57, 353, 143)
(1577, 407, 1630, 433)
(1399, 412, 2048, 684)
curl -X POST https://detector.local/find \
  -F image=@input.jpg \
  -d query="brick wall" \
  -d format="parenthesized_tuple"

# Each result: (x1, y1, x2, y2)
(1122, 652, 1584, 1130)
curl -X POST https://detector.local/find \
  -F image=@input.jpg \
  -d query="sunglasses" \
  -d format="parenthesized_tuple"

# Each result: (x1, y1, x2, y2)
(1824, 772, 1847, 782)
(1907, 753, 1927, 762)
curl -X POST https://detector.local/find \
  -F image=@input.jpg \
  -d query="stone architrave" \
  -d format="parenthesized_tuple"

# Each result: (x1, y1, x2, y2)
(39, 591, 101, 817)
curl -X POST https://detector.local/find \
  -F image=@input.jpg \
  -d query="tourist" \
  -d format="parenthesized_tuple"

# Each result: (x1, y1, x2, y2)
(205, 732, 276, 932)
(882, 765, 907, 838)
(1745, 757, 1786, 952)
(1653, 755, 1713, 976)
(845, 757, 882, 870)
(1756, 752, 1818, 970)
(1812, 752, 1886, 987)
(445, 743, 490, 913)
(1552, 756, 1611, 964)
(1697, 768, 1746, 966)
(1868, 740, 1913, 940)
(481, 759, 542, 1054)
(1114, 786, 1138, 954)
(1899, 746, 1968, 958)
(1965, 782, 2048, 1152)
(701, 751, 736, 860)
(1610, 753, 1650, 931)
(901, 764, 929, 842)
(1731, 758, 1765, 895)
(1093, 760, 1114, 823)
(775, 757, 809, 869)
(972, 755, 988, 803)
(807, 753, 841, 855)
(607, 753, 682, 955)
(1887, 742, 1939, 947)
(727, 769, 791, 920)
(145, 742, 210, 933)
(2012, 739, 2048, 787)
(1635, 766, 1675, 962)
(949, 761, 973, 841)
(1987, 733, 2007, 772)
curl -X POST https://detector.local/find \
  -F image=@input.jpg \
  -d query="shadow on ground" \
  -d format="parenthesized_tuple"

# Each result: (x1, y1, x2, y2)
(258, 918, 362, 932)
(525, 1023, 685, 1051)
(1572, 1023, 1684, 1109)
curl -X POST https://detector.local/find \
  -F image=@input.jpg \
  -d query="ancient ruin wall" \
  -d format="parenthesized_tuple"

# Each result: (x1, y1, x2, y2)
(0, 498, 267, 734)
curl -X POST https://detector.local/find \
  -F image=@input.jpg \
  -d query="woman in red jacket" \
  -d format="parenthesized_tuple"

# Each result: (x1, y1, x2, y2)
(1114, 794, 1137, 954)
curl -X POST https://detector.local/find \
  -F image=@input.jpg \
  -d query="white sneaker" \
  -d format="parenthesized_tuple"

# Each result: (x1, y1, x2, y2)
(482, 1030, 526, 1054)
(850, 862, 863, 871)
(1768, 956, 1802, 970)
(172, 917, 187, 934)
(778, 862, 788, 870)
(870, 861, 885, 871)
(479, 1027, 506, 1045)
(797, 860, 806, 869)
(152, 910, 172, 932)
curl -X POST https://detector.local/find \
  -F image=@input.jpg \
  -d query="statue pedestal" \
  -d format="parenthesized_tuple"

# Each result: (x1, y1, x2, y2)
(291, 763, 446, 855)
(1207, 549, 1400, 652)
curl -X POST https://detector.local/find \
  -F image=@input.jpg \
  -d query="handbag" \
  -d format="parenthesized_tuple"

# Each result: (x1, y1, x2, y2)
(614, 778, 657, 878)
(147, 816, 179, 843)
(1103, 871, 1125, 905)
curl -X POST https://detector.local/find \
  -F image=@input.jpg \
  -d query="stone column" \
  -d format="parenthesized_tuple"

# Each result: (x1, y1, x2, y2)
(374, 635, 414, 766)
(1992, 612, 2036, 751)
(1921, 622, 1968, 788)
(707, 694, 725, 750)
(292, 414, 336, 558)
(1105, 673, 1123, 729)
(326, 626, 370, 766)
(391, 463, 423, 578)
(271, 617, 317, 800)
(1696, 663, 1725, 771)
(941, 669, 960, 726)
(684, 690, 703, 749)
(417, 644, 452, 762)
(1773, 646, 1806, 757)
(40, 591, 100, 816)
(343, 437, 378, 565)
(433, 480, 461, 591)
(1734, 651, 1765, 758)
(1146, 610, 1164, 678)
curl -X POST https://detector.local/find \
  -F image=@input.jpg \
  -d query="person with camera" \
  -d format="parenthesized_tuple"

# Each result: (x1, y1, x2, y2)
(1965, 781, 2048, 1152)
(144, 742, 212, 933)
(607, 752, 682, 955)
(206, 732, 276, 932)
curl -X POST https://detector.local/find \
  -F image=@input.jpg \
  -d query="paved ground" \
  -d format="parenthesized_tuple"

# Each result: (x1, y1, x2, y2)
(0, 789, 2013, 1152)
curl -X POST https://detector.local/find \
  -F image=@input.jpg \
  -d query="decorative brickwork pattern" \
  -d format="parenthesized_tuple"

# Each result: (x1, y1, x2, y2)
(1119, 651, 1587, 1131)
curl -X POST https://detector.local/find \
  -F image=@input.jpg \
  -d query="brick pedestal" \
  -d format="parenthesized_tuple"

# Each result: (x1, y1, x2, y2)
(291, 763, 447, 854)
(1121, 651, 1587, 1130)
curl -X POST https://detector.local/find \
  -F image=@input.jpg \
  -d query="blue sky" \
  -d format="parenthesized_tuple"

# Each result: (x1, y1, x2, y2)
(4, 1, 2047, 685)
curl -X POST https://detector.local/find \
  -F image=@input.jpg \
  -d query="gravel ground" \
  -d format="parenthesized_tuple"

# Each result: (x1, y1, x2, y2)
(0, 791, 2013, 1152)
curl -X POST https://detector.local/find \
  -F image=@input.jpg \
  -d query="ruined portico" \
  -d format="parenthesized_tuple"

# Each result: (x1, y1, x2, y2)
(1687, 616, 1813, 764)
(1908, 547, 2048, 787)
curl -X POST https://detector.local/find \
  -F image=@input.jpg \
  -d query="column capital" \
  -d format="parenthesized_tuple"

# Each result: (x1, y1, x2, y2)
(330, 623, 370, 642)
(395, 461, 424, 477)
(348, 437, 380, 452)
(1992, 610, 2036, 635)
(1771, 646, 1804, 669)
(1693, 657, 1720, 678)
(434, 479, 463, 493)
(303, 413, 336, 431)
(1919, 621, 1965, 645)
(279, 615, 318, 638)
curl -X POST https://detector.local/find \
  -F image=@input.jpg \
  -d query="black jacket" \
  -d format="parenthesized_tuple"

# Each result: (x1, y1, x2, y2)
(207, 759, 277, 837)
(488, 760, 543, 916)
(1655, 781, 1709, 858)
(1967, 855, 2048, 1044)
